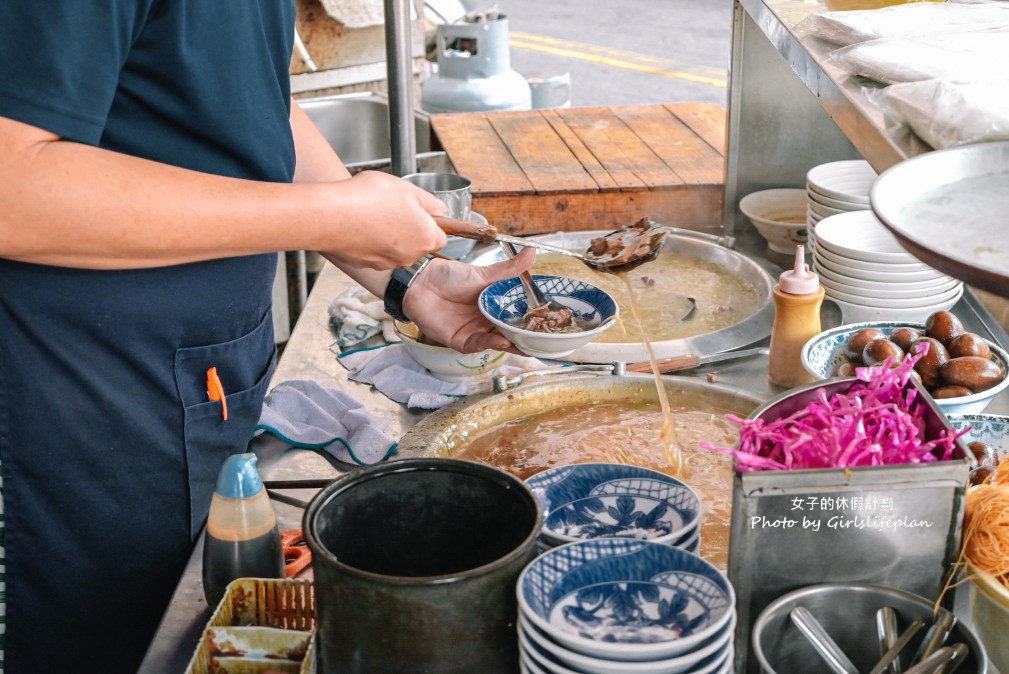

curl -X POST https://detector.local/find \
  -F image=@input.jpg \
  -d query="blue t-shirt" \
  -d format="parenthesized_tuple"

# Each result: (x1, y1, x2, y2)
(0, 0, 296, 182)
(0, 0, 296, 343)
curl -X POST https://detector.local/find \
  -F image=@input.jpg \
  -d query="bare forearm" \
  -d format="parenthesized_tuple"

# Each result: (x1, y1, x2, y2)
(0, 118, 346, 268)
(290, 101, 394, 296)
(0, 113, 446, 271)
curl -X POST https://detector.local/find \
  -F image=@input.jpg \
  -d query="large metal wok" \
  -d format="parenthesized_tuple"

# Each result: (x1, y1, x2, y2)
(465, 231, 777, 363)
(396, 372, 763, 460)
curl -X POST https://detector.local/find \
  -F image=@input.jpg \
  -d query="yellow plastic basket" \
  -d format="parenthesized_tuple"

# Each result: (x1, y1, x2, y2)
(185, 578, 316, 674)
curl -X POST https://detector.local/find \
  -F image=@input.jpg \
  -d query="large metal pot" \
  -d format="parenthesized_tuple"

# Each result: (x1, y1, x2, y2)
(397, 373, 763, 459)
(465, 231, 778, 363)
(304, 458, 542, 674)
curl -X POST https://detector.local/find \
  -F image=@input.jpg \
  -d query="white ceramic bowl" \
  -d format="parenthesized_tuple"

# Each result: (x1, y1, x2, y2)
(478, 275, 619, 359)
(823, 280, 962, 309)
(813, 211, 921, 264)
(827, 284, 960, 322)
(801, 321, 1009, 415)
(806, 188, 869, 211)
(814, 262, 960, 295)
(812, 243, 933, 273)
(518, 612, 734, 674)
(825, 285, 964, 324)
(739, 188, 809, 254)
(517, 539, 735, 661)
(817, 271, 960, 299)
(394, 321, 507, 381)
(813, 248, 949, 283)
(807, 199, 847, 219)
(806, 160, 876, 203)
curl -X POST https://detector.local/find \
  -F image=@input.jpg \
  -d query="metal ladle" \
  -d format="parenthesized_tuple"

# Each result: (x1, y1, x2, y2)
(434, 215, 667, 274)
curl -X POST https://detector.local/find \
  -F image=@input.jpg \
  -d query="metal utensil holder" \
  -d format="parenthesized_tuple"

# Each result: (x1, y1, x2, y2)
(727, 378, 970, 674)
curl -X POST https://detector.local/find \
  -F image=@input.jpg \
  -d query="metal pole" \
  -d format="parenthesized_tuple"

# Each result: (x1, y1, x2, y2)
(384, 0, 417, 177)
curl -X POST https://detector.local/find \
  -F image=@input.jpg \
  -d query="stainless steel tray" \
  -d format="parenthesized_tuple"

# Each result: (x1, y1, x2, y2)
(871, 141, 1009, 299)
(466, 231, 778, 363)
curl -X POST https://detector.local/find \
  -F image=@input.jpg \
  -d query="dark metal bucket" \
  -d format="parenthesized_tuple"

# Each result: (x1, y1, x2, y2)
(304, 458, 543, 674)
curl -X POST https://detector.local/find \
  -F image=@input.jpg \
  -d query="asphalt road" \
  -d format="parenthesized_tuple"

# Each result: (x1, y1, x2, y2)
(477, 0, 733, 107)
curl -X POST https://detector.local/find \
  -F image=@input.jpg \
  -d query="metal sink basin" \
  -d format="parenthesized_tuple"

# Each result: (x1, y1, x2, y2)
(299, 92, 444, 172)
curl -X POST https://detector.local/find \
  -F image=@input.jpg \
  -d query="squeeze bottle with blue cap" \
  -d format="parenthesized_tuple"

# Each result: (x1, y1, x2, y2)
(202, 453, 285, 608)
(768, 244, 824, 388)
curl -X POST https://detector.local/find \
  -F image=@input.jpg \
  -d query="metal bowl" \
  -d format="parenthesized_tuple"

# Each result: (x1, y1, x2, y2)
(467, 232, 777, 363)
(753, 583, 988, 674)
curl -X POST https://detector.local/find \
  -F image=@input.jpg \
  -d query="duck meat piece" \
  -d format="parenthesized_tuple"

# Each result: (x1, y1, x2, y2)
(520, 303, 578, 333)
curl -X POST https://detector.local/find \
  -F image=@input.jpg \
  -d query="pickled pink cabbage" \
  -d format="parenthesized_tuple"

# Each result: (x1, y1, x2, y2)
(701, 344, 966, 472)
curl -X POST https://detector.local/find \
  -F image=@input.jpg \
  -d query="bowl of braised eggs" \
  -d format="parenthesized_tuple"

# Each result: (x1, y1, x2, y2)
(801, 311, 1008, 415)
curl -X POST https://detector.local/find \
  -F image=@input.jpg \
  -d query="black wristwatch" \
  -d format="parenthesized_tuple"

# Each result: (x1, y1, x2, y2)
(383, 254, 435, 323)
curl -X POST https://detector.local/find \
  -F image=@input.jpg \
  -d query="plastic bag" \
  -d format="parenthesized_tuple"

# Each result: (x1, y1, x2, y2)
(829, 32, 1009, 84)
(797, 2, 1009, 46)
(870, 78, 1009, 149)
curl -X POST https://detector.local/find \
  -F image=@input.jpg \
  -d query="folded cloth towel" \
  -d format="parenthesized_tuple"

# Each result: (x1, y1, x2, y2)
(338, 342, 548, 409)
(256, 379, 398, 465)
(328, 285, 396, 348)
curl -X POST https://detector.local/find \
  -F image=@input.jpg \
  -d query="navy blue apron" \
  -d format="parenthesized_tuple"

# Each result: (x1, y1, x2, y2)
(0, 254, 277, 673)
(0, 1, 295, 669)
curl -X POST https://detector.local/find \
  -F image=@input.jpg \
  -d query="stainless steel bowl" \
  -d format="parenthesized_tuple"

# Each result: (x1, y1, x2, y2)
(466, 231, 777, 363)
(753, 583, 988, 674)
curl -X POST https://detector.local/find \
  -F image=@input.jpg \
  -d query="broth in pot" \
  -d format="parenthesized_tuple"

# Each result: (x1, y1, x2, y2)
(530, 252, 760, 343)
(405, 378, 759, 571)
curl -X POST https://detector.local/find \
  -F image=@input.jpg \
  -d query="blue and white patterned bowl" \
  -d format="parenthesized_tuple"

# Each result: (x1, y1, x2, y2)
(526, 463, 702, 547)
(517, 539, 735, 661)
(801, 321, 1009, 415)
(544, 495, 690, 545)
(519, 612, 734, 674)
(948, 414, 1009, 459)
(478, 275, 619, 359)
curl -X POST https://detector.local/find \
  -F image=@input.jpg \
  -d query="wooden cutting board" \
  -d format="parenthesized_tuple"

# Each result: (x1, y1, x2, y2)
(430, 103, 726, 236)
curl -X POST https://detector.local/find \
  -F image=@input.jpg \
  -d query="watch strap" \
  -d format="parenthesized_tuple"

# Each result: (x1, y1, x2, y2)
(383, 255, 434, 323)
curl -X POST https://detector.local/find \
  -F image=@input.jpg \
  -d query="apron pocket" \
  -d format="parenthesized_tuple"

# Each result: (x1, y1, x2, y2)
(175, 310, 276, 538)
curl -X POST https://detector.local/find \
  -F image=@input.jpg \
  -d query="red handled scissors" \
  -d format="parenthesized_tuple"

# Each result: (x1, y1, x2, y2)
(279, 529, 311, 577)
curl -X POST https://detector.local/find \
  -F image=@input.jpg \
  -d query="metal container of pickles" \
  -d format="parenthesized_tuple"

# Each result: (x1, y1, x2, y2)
(727, 377, 971, 674)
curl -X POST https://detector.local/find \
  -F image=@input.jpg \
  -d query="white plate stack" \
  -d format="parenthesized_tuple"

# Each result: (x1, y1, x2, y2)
(811, 210, 964, 324)
(806, 160, 877, 232)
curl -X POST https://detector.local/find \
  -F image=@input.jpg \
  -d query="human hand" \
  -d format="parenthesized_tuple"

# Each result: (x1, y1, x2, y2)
(320, 171, 448, 269)
(404, 247, 537, 353)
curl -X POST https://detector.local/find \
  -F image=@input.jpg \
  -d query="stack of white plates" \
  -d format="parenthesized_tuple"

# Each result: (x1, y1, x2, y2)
(811, 210, 963, 324)
(806, 160, 876, 230)
(517, 539, 735, 674)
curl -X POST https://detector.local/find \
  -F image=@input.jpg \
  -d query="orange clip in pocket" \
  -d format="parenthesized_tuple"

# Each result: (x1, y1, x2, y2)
(206, 366, 228, 421)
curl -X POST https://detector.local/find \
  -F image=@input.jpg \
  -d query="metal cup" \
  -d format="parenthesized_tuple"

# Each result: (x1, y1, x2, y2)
(402, 172, 472, 220)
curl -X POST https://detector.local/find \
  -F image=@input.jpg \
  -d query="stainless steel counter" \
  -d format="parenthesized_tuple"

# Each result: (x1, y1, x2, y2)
(139, 235, 1009, 672)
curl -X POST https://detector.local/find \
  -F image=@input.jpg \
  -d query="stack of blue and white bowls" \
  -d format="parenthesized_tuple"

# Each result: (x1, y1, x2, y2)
(526, 463, 702, 554)
(518, 464, 734, 674)
(517, 538, 735, 674)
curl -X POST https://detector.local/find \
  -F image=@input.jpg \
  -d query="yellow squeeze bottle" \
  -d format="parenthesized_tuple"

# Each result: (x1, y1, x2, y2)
(768, 245, 824, 388)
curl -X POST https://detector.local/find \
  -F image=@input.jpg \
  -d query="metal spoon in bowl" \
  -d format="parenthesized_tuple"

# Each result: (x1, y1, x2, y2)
(499, 242, 565, 313)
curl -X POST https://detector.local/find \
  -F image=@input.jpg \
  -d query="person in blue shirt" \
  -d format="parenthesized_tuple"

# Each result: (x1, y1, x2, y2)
(0, 2, 533, 672)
